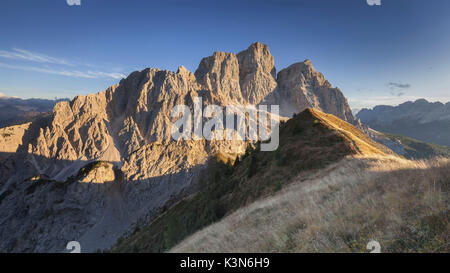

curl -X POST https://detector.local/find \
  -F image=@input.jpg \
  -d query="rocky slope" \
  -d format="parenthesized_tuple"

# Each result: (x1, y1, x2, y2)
(357, 99, 450, 147)
(0, 42, 358, 252)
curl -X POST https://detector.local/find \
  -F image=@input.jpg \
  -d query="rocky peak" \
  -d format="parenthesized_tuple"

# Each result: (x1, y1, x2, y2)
(235, 42, 278, 105)
(194, 51, 243, 104)
(277, 60, 331, 89)
(193, 42, 279, 105)
(176, 65, 190, 76)
(237, 42, 276, 78)
(276, 60, 354, 122)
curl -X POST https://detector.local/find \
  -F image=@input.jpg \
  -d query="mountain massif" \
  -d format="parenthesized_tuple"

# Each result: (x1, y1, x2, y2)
(0, 42, 359, 252)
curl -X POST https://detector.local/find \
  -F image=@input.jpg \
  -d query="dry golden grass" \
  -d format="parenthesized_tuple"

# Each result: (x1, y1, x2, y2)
(170, 155, 450, 253)
(307, 108, 392, 156)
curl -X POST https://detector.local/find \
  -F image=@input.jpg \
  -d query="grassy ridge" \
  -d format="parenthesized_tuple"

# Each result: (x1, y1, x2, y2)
(171, 157, 450, 253)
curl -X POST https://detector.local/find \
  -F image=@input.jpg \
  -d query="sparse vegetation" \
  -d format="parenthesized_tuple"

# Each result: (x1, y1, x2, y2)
(76, 161, 111, 178)
(247, 152, 258, 178)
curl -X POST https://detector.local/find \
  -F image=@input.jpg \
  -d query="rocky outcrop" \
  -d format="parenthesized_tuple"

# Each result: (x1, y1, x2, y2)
(78, 162, 116, 184)
(0, 123, 30, 154)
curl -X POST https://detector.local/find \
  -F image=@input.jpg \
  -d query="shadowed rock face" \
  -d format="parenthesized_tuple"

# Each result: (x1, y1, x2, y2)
(0, 42, 357, 252)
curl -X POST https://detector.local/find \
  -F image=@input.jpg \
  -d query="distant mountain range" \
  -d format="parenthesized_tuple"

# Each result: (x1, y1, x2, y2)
(357, 99, 450, 147)
(0, 95, 69, 128)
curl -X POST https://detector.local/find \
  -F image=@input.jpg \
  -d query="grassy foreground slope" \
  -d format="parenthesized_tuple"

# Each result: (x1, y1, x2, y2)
(110, 108, 394, 253)
(172, 156, 449, 253)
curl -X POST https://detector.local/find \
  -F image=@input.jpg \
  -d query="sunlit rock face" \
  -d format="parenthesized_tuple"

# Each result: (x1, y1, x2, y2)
(237, 42, 278, 105)
(276, 60, 355, 122)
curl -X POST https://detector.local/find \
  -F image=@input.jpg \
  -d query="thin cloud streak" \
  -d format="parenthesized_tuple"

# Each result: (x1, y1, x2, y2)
(0, 62, 125, 79)
(0, 48, 71, 66)
(387, 82, 411, 90)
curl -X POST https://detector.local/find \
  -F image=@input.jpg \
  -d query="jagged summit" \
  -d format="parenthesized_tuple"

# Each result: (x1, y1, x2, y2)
(193, 42, 277, 105)
(176, 65, 189, 75)
(192, 42, 354, 119)
(237, 42, 276, 78)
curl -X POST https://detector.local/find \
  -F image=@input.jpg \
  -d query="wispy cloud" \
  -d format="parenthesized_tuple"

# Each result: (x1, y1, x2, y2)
(67, 0, 81, 6)
(0, 48, 126, 80)
(0, 62, 125, 79)
(0, 48, 71, 65)
(387, 82, 411, 90)
(366, 0, 381, 6)
(386, 82, 411, 97)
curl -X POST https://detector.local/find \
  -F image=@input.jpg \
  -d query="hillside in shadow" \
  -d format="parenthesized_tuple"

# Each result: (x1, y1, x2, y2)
(0, 149, 202, 253)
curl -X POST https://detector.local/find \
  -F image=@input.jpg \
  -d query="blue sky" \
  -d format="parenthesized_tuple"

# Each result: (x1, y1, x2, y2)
(0, 0, 449, 110)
